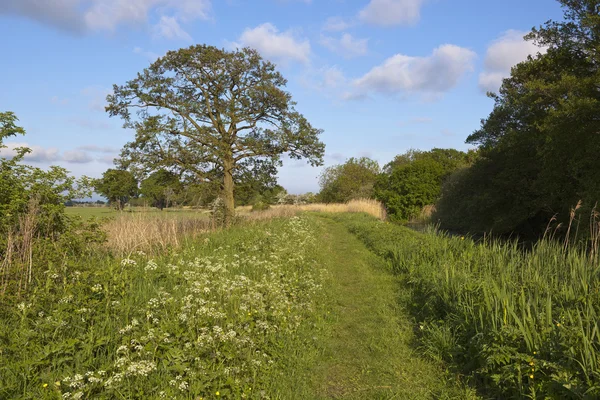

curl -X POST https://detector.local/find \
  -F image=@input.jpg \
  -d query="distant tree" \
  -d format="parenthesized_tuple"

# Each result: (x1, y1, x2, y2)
(107, 45, 325, 225)
(94, 169, 138, 210)
(318, 157, 380, 203)
(140, 170, 182, 210)
(375, 149, 471, 221)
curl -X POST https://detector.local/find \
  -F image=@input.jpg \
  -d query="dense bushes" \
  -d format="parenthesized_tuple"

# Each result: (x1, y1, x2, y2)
(337, 213, 600, 399)
(374, 149, 472, 222)
(0, 112, 104, 296)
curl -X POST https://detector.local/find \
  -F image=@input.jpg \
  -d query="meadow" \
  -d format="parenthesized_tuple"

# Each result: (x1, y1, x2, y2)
(4, 201, 600, 399)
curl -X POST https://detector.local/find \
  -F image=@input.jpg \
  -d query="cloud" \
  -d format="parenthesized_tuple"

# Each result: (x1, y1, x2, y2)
(322, 16, 353, 32)
(352, 44, 476, 98)
(0, 142, 61, 163)
(478, 30, 547, 93)
(98, 155, 117, 165)
(63, 150, 95, 164)
(0, 143, 102, 164)
(359, 0, 425, 27)
(1, 0, 210, 37)
(81, 86, 112, 112)
(320, 33, 368, 58)
(77, 145, 120, 153)
(153, 15, 192, 41)
(236, 23, 310, 65)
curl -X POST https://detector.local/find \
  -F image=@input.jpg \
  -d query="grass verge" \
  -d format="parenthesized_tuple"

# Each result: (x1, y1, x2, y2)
(333, 213, 600, 399)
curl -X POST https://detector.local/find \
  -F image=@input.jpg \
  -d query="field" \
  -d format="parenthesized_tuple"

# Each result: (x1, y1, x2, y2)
(3, 202, 600, 398)
(65, 206, 211, 220)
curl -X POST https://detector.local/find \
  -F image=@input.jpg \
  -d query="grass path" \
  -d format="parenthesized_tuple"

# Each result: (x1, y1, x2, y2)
(304, 215, 468, 400)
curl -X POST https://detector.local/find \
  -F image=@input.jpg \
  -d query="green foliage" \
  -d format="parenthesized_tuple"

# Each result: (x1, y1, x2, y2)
(140, 170, 182, 210)
(0, 217, 327, 399)
(318, 157, 380, 203)
(107, 44, 325, 224)
(336, 212, 600, 399)
(436, 0, 600, 235)
(94, 169, 138, 210)
(375, 149, 471, 222)
(0, 112, 103, 295)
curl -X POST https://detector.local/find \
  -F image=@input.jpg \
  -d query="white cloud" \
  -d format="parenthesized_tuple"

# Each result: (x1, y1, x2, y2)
(320, 33, 368, 58)
(1, 142, 101, 164)
(1, 0, 210, 38)
(78, 145, 119, 153)
(153, 16, 192, 41)
(352, 44, 476, 98)
(479, 30, 547, 93)
(359, 0, 425, 27)
(63, 150, 95, 164)
(322, 16, 353, 32)
(0, 142, 61, 163)
(236, 23, 311, 65)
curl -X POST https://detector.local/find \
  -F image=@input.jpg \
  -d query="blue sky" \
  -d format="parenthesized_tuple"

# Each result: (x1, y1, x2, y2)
(0, 0, 564, 193)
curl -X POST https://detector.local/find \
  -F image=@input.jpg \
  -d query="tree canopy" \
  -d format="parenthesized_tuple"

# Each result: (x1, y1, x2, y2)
(375, 149, 471, 222)
(140, 170, 182, 210)
(436, 0, 600, 235)
(107, 45, 325, 224)
(94, 169, 138, 210)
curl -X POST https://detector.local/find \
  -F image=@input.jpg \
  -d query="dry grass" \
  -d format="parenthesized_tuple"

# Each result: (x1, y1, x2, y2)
(102, 199, 386, 254)
(103, 213, 212, 254)
(246, 199, 387, 221)
(408, 204, 436, 224)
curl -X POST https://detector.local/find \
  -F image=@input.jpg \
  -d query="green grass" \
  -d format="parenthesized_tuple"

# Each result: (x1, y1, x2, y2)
(306, 215, 474, 399)
(0, 212, 477, 399)
(0, 217, 327, 399)
(334, 213, 600, 399)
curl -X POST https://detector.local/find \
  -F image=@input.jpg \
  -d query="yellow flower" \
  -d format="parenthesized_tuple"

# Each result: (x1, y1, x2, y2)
(533, 351, 537, 355)
(460, 236, 465, 240)
(42, 383, 48, 388)
(55, 381, 61, 386)
(216, 391, 220, 396)
(529, 361, 534, 366)
(557, 323, 561, 327)
(529, 375, 534, 379)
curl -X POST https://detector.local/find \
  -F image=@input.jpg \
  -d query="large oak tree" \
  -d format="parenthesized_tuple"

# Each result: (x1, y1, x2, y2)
(106, 45, 325, 224)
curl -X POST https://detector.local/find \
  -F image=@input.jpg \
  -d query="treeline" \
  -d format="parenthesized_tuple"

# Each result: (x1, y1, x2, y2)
(326, 0, 600, 238)
(93, 168, 305, 210)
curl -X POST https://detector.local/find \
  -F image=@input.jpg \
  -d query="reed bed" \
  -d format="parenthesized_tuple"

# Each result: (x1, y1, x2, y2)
(103, 213, 211, 254)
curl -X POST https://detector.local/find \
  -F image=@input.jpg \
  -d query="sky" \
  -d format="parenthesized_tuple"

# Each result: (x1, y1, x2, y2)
(0, 0, 564, 194)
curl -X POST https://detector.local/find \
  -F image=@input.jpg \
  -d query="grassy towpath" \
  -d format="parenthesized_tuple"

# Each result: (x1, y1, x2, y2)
(304, 215, 472, 400)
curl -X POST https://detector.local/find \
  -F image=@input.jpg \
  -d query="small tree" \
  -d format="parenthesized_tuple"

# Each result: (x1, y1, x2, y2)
(140, 169, 182, 210)
(318, 157, 380, 203)
(94, 169, 138, 210)
(107, 45, 325, 225)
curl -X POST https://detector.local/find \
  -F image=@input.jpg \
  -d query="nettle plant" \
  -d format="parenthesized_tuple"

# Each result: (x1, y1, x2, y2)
(0, 112, 103, 295)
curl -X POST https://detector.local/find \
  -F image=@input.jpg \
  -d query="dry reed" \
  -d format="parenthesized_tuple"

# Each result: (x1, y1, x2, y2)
(246, 199, 387, 221)
(103, 213, 211, 254)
